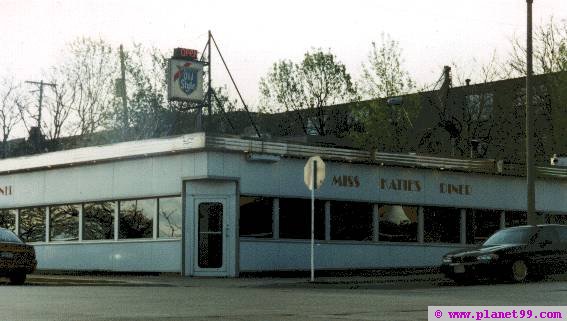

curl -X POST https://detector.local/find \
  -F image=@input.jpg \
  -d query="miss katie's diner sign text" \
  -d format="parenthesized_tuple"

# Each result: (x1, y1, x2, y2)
(331, 175, 472, 196)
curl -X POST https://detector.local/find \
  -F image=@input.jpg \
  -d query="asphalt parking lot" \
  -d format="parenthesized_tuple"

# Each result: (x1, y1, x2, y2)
(2, 272, 567, 320)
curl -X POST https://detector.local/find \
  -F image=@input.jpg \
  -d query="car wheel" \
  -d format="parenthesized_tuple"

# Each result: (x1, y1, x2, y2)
(510, 260, 528, 282)
(8, 273, 26, 285)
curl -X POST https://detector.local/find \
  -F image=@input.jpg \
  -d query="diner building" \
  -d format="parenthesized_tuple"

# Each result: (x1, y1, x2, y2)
(0, 132, 565, 277)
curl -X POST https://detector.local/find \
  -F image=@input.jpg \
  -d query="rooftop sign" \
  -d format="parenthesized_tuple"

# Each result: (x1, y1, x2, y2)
(173, 48, 198, 61)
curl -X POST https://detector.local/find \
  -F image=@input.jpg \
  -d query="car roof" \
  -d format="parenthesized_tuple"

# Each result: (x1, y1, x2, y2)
(505, 224, 566, 229)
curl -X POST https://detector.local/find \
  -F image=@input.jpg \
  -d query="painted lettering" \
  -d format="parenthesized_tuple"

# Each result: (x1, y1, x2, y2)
(0, 185, 12, 196)
(379, 178, 422, 192)
(415, 181, 422, 192)
(440, 183, 472, 196)
(332, 175, 360, 188)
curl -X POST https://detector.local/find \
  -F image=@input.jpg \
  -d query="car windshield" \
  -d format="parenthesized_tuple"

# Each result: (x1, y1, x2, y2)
(483, 228, 533, 246)
(0, 228, 23, 243)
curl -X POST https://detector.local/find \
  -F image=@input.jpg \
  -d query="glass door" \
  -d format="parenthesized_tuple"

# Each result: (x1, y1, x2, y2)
(195, 200, 226, 273)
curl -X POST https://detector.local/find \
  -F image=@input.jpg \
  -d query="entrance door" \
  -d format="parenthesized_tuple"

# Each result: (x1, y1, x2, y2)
(194, 199, 227, 275)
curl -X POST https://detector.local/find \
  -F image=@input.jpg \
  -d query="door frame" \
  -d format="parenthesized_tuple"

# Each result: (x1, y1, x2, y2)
(182, 177, 239, 277)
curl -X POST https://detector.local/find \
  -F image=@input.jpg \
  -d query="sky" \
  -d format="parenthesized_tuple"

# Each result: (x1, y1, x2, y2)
(1, 0, 566, 110)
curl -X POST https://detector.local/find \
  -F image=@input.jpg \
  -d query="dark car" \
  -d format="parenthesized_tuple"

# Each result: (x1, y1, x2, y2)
(0, 227, 36, 285)
(441, 224, 567, 283)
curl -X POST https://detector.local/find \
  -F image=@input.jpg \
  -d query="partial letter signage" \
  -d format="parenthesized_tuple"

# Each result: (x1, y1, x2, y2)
(0, 185, 13, 196)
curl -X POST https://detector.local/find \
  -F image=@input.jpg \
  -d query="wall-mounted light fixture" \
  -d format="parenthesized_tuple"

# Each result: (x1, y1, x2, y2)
(246, 153, 281, 163)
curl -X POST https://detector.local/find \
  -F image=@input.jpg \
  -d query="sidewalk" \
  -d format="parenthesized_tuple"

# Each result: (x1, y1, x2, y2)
(24, 268, 447, 288)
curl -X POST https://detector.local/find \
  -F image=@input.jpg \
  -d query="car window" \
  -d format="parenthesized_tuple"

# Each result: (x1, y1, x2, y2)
(483, 228, 534, 245)
(0, 228, 23, 243)
(533, 227, 559, 244)
(555, 226, 567, 243)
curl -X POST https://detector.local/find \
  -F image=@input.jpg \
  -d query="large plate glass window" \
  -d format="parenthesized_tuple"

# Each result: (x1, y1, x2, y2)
(0, 209, 16, 232)
(379, 205, 418, 242)
(19, 207, 46, 242)
(423, 206, 460, 243)
(119, 199, 155, 239)
(330, 201, 373, 241)
(466, 209, 501, 244)
(544, 213, 567, 225)
(506, 211, 527, 227)
(239, 196, 273, 238)
(50, 204, 79, 241)
(279, 198, 325, 240)
(83, 202, 115, 240)
(158, 197, 182, 238)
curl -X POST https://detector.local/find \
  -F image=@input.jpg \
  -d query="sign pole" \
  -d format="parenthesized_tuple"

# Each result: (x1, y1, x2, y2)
(311, 159, 316, 282)
(304, 155, 325, 282)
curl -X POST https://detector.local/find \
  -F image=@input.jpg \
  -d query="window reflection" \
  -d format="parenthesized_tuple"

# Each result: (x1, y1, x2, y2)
(119, 199, 154, 239)
(19, 207, 46, 242)
(158, 197, 182, 238)
(0, 209, 16, 232)
(83, 202, 115, 240)
(50, 205, 79, 241)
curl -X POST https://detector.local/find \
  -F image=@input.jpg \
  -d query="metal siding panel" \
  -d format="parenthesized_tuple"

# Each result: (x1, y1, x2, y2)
(34, 241, 181, 272)
(239, 240, 456, 271)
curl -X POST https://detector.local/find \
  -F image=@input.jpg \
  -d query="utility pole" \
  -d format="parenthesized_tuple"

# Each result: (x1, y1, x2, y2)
(119, 45, 129, 135)
(207, 30, 212, 117)
(25, 80, 56, 129)
(526, 0, 537, 225)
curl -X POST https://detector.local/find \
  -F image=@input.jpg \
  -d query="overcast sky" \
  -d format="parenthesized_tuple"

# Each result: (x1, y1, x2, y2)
(2, 0, 566, 108)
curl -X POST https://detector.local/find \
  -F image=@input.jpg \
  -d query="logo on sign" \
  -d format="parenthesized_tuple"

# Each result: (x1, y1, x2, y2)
(173, 62, 199, 96)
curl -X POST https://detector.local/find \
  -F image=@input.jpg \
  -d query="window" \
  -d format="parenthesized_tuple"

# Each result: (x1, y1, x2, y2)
(379, 205, 418, 242)
(239, 196, 273, 238)
(466, 93, 494, 121)
(19, 207, 46, 242)
(466, 209, 501, 244)
(119, 199, 155, 239)
(534, 227, 559, 244)
(0, 209, 16, 232)
(279, 198, 325, 240)
(545, 214, 567, 225)
(83, 202, 115, 240)
(423, 206, 460, 243)
(330, 201, 373, 241)
(506, 211, 527, 227)
(50, 205, 79, 241)
(158, 197, 182, 238)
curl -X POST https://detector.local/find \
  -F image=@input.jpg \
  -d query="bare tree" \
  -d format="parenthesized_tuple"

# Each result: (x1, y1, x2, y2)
(0, 78, 26, 157)
(450, 51, 509, 86)
(51, 37, 119, 136)
(508, 17, 567, 75)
